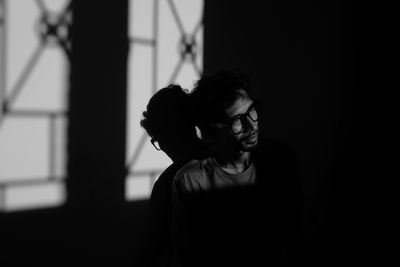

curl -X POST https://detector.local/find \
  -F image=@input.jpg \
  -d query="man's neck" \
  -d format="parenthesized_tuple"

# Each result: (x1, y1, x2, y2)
(214, 146, 252, 174)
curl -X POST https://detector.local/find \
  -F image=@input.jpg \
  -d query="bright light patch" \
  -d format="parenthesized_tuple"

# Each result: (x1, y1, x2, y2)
(132, 138, 171, 172)
(12, 47, 67, 111)
(125, 175, 153, 201)
(127, 45, 153, 157)
(6, 0, 39, 97)
(0, 117, 49, 182)
(2, 181, 66, 212)
(42, 0, 68, 13)
(0, 0, 70, 212)
(129, 0, 154, 40)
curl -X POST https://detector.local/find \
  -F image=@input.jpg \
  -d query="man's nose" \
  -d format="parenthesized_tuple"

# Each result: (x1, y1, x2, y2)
(243, 116, 257, 131)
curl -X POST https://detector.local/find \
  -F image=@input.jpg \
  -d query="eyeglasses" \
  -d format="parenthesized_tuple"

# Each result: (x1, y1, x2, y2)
(225, 102, 260, 135)
(150, 137, 161, 150)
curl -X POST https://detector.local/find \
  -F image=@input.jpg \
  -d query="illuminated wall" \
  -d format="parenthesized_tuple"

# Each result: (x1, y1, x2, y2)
(0, 0, 204, 210)
(126, 0, 203, 200)
(0, 0, 71, 212)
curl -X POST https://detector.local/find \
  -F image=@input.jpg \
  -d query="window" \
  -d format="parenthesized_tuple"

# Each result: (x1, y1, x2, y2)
(0, 0, 71, 212)
(126, 0, 203, 200)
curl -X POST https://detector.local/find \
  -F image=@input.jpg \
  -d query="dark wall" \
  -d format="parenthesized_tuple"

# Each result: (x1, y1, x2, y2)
(1, 1, 380, 266)
(203, 0, 380, 265)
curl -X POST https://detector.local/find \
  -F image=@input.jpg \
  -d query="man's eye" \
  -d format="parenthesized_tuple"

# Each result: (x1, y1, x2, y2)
(232, 118, 242, 127)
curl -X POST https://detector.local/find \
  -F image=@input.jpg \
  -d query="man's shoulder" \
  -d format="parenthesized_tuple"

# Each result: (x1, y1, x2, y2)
(174, 158, 209, 182)
(173, 158, 211, 193)
(153, 161, 186, 188)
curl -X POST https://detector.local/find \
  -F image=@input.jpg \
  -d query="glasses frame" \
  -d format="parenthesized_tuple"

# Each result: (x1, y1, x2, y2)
(150, 137, 162, 150)
(225, 101, 260, 135)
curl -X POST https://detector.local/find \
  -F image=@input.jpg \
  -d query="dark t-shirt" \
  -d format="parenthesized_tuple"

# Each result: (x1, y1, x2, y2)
(171, 139, 305, 267)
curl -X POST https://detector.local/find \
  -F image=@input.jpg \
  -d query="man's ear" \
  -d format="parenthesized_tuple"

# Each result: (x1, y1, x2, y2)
(195, 125, 202, 140)
(195, 124, 218, 143)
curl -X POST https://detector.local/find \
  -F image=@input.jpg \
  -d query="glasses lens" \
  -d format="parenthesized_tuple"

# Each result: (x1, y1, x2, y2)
(249, 106, 258, 121)
(228, 103, 259, 135)
(230, 119, 243, 134)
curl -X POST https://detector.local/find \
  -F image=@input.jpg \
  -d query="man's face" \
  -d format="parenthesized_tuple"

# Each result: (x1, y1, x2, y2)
(215, 89, 259, 152)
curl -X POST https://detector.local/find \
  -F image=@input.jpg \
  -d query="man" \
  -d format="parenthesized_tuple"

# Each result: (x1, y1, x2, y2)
(171, 70, 305, 267)
(138, 84, 209, 267)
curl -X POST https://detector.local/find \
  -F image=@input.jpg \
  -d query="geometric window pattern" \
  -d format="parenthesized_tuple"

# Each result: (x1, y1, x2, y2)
(126, 0, 203, 200)
(0, 0, 71, 212)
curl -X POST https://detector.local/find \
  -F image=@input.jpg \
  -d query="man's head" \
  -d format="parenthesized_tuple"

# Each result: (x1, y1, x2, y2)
(140, 84, 201, 162)
(189, 70, 260, 152)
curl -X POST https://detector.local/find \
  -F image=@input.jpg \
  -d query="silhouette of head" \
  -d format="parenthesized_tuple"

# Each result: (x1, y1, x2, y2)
(141, 84, 201, 162)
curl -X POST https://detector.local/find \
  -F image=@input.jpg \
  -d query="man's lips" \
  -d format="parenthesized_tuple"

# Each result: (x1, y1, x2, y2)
(247, 135, 258, 143)
(243, 131, 258, 143)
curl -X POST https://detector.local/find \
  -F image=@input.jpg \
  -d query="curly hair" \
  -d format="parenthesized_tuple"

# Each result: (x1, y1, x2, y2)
(140, 84, 193, 140)
(189, 69, 251, 133)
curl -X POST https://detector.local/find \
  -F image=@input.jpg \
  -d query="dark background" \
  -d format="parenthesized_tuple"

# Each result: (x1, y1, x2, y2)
(203, 1, 380, 265)
(1, 1, 380, 266)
